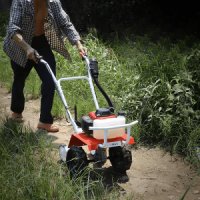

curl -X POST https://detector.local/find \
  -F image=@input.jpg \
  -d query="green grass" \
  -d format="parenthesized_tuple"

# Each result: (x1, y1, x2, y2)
(0, 31, 200, 167)
(0, 118, 126, 200)
(0, 12, 200, 199)
(109, 36, 200, 162)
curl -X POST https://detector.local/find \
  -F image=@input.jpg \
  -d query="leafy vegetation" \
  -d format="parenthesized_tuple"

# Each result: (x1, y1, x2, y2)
(63, 0, 200, 40)
(0, 7, 199, 174)
(0, 32, 200, 166)
(1, 5, 199, 199)
(0, 119, 125, 200)
(111, 36, 200, 164)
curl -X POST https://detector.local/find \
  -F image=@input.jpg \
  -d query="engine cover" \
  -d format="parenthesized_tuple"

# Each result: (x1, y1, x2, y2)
(81, 115, 93, 135)
(81, 108, 116, 136)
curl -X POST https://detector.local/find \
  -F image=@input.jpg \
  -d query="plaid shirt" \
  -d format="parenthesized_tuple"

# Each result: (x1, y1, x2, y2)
(3, 0, 81, 67)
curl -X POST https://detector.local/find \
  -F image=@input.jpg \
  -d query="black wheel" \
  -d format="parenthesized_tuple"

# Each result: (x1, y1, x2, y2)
(109, 146, 132, 173)
(66, 146, 88, 177)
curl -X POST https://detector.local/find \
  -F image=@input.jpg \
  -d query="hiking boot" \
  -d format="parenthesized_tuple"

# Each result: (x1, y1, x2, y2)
(37, 122, 59, 132)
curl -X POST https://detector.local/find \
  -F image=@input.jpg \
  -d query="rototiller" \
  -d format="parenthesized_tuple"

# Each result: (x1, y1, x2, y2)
(40, 54, 138, 177)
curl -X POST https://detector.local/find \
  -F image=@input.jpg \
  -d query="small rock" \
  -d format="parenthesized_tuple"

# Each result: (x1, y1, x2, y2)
(119, 190, 126, 195)
(193, 190, 200, 194)
(171, 157, 178, 162)
(168, 195, 175, 200)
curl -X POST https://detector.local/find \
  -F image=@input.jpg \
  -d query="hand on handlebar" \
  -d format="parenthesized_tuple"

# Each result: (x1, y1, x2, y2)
(79, 46, 87, 55)
(76, 40, 87, 58)
(26, 47, 42, 63)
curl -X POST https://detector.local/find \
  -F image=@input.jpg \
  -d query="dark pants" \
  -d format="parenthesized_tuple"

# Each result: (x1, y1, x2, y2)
(11, 35, 56, 124)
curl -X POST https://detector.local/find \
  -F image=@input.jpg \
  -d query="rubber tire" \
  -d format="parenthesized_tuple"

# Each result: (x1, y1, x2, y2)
(66, 146, 88, 178)
(109, 146, 132, 173)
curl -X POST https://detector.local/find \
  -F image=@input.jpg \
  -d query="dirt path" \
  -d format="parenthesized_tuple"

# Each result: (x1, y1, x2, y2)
(0, 85, 199, 200)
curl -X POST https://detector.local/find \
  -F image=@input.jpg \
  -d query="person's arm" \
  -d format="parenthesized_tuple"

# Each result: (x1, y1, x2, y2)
(7, 0, 23, 41)
(75, 40, 87, 55)
(7, 0, 40, 63)
(52, 0, 87, 54)
(12, 33, 40, 63)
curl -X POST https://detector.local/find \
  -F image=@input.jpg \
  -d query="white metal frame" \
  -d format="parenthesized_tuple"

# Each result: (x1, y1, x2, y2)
(40, 58, 99, 133)
(89, 120, 138, 148)
(40, 57, 138, 147)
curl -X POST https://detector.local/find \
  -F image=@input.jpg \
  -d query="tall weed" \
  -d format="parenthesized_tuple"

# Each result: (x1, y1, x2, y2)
(0, 31, 200, 165)
(112, 36, 200, 165)
(0, 119, 122, 200)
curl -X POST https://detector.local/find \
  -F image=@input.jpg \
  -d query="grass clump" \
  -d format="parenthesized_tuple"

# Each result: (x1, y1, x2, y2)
(0, 28, 199, 166)
(0, 119, 124, 200)
(111, 36, 200, 165)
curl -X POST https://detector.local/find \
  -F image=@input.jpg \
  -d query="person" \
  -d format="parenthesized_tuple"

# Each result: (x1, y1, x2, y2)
(3, 0, 87, 132)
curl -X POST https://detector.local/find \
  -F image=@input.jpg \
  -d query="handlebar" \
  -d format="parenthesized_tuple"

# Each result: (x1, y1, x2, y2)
(37, 51, 88, 64)
(34, 50, 43, 63)
(79, 52, 87, 59)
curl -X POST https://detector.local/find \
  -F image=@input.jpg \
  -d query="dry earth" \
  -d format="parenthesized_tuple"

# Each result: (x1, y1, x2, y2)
(0, 85, 199, 200)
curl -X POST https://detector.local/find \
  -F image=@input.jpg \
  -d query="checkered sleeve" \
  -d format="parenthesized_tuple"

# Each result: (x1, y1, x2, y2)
(52, 0, 81, 45)
(7, 0, 23, 40)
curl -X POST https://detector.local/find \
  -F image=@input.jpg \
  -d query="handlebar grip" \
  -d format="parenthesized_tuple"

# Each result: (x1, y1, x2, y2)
(79, 52, 88, 61)
(34, 50, 43, 63)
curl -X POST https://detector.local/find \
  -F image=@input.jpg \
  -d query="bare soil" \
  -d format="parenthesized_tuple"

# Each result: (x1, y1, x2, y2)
(0, 85, 199, 200)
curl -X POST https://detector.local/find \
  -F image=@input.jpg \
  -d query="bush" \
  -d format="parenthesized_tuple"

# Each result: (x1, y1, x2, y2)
(111, 36, 200, 165)
(0, 28, 199, 165)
